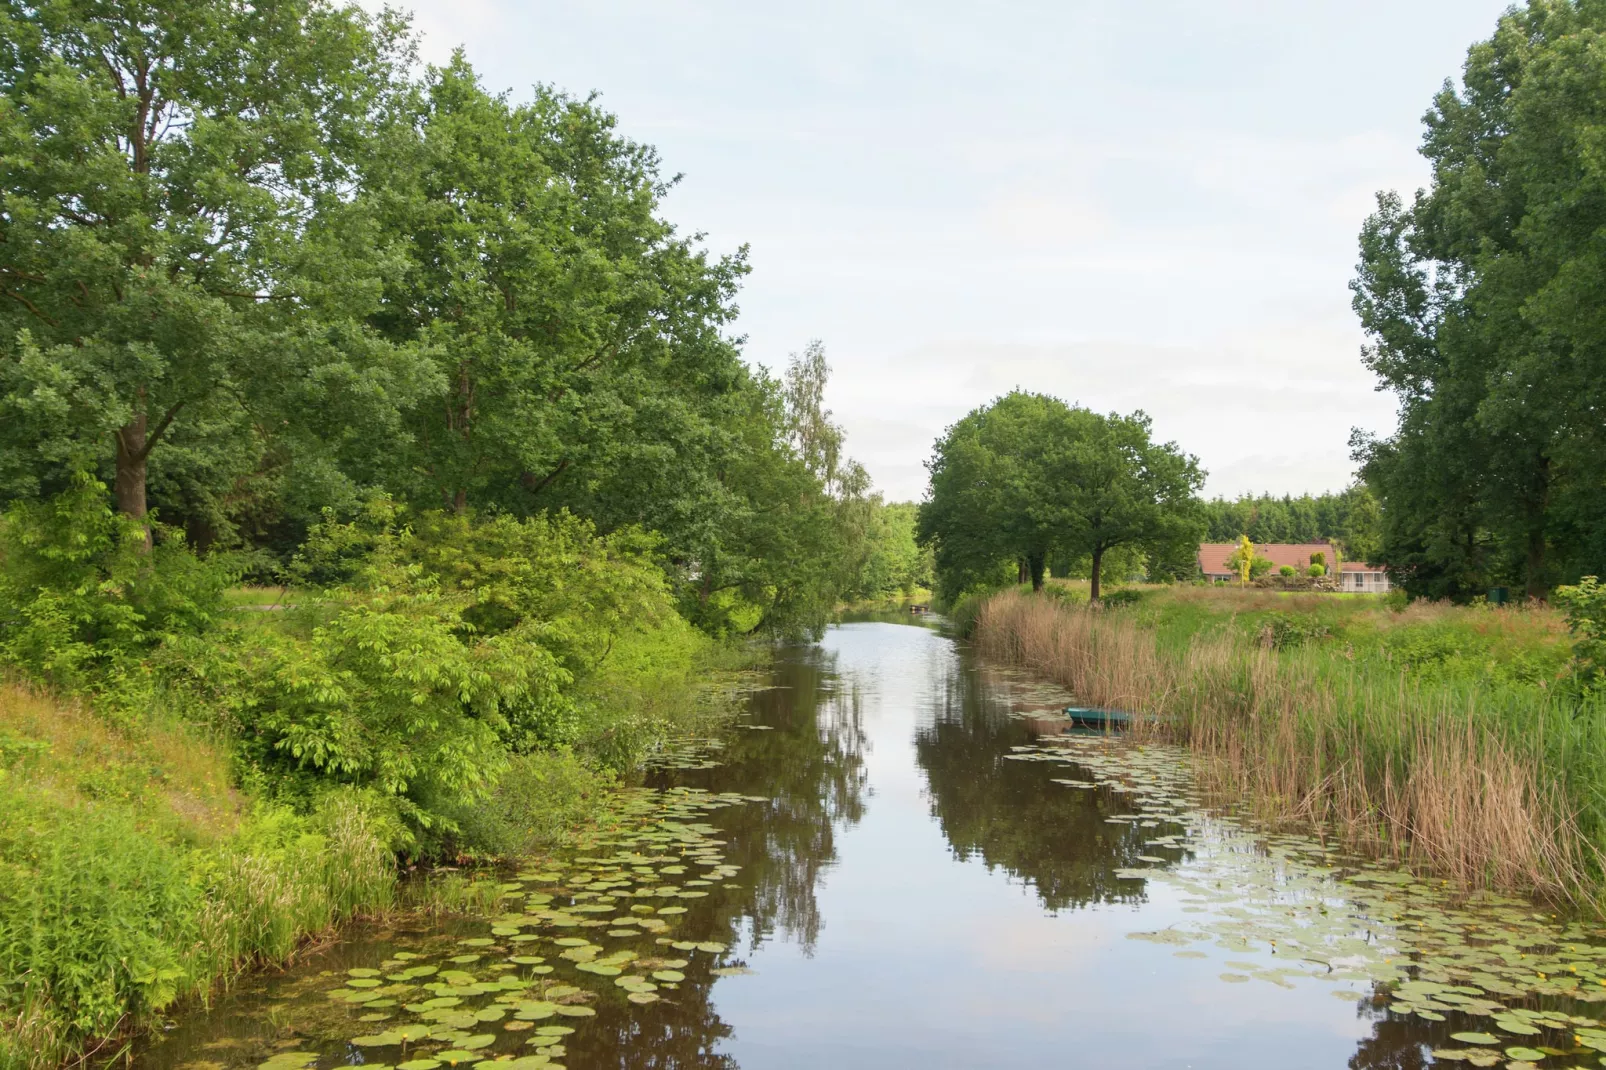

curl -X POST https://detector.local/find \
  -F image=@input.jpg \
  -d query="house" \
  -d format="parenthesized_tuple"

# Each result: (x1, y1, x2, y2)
(1338, 561, 1391, 593)
(1196, 542, 1391, 592)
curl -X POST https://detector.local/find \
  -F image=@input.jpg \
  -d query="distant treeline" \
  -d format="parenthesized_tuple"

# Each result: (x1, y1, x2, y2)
(1201, 488, 1382, 562)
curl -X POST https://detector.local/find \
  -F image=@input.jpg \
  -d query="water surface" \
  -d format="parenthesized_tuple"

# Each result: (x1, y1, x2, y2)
(139, 619, 1606, 1070)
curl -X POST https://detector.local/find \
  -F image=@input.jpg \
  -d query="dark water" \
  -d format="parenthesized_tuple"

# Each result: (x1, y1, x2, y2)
(138, 618, 1593, 1070)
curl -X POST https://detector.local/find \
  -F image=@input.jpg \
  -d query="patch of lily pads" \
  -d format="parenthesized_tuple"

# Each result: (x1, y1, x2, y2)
(243, 783, 764, 1070)
(1013, 733, 1606, 1069)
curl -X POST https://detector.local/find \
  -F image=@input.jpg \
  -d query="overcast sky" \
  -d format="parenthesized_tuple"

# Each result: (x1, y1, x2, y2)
(370, 0, 1516, 502)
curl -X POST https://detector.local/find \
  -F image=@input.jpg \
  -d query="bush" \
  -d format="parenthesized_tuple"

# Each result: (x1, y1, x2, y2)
(1279, 565, 1297, 577)
(1556, 575, 1606, 689)
(448, 750, 614, 858)
(1257, 612, 1330, 649)
(1307, 563, 1327, 578)
(0, 476, 236, 686)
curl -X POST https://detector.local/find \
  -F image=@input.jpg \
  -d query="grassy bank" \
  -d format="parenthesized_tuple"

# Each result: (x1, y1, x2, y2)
(0, 683, 398, 1070)
(971, 587, 1606, 903)
(0, 496, 759, 1070)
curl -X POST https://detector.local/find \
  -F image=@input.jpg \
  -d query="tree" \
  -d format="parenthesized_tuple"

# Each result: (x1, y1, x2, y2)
(1200, 487, 1382, 560)
(0, 0, 418, 538)
(367, 57, 753, 532)
(1230, 535, 1257, 586)
(1353, 1, 1606, 599)
(919, 392, 1065, 597)
(1035, 407, 1204, 602)
(919, 392, 1204, 602)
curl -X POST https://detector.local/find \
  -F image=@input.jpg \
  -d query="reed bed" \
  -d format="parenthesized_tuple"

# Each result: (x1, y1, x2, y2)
(973, 590, 1606, 903)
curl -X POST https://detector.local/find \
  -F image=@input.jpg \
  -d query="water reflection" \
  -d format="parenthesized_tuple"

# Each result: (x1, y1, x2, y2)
(915, 660, 1155, 910)
(136, 620, 1585, 1070)
(654, 641, 869, 955)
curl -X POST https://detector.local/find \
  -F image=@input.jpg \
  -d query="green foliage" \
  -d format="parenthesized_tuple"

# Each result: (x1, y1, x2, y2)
(0, 750, 395, 1067)
(448, 750, 614, 860)
(1279, 565, 1298, 577)
(1353, 3, 1606, 599)
(1308, 564, 1327, 578)
(845, 501, 933, 600)
(1100, 588, 1145, 609)
(0, 0, 426, 529)
(1202, 488, 1381, 562)
(919, 391, 1204, 603)
(0, 475, 235, 684)
(1556, 576, 1606, 688)
(1258, 612, 1331, 649)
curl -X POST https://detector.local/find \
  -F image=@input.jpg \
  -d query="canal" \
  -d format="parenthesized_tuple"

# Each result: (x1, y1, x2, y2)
(139, 617, 1606, 1070)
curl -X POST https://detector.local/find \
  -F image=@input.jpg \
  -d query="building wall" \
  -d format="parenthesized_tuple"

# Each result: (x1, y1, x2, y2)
(1341, 570, 1391, 593)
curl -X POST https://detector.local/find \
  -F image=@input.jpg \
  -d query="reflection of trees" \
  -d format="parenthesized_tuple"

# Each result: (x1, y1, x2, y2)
(1346, 994, 1435, 1070)
(580, 641, 868, 1067)
(914, 653, 1156, 911)
(718, 644, 868, 953)
(647, 641, 868, 956)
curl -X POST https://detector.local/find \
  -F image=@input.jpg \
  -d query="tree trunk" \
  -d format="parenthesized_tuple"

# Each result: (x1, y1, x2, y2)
(1089, 546, 1104, 603)
(1028, 552, 1046, 592)
(1524, 456, 1551, 600)
(1526, 525, 1547, 601)
(114, 414, 152, 548)
(1017, 559, 1028, 585)
(453, 488, 469, 514)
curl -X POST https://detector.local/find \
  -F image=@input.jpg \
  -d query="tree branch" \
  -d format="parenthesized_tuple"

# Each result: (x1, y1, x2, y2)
(519, 458, 571, 496)
(137, 400, 186, 461)
(1, 288, 57, 327)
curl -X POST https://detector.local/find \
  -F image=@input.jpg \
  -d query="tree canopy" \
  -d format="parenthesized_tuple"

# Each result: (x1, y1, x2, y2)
(1201, 488, 1382, 563)
(1353, 0, 1606, 599)
(0, 1, 881, 639)
(917, 392, 1203, 602)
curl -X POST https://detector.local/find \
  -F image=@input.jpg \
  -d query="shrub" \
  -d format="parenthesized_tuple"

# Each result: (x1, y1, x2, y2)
(1279, 565, 1297, 577)
(1258, 612, 1331, 649)
(448, 750, 614, 858)
(1308, 563, 1327, 577)
(1556, 576, 1606, 689)
(0, 477, 235, 686)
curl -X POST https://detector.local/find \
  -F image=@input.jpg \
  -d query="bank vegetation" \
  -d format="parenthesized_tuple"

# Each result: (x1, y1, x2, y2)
(971, 586, 1606, 904)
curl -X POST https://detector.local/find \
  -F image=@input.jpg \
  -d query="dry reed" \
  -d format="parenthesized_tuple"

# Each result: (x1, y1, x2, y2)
(973, 590, 1594, 901)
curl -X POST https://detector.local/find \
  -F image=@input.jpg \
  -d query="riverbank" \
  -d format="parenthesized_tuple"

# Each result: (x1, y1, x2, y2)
(0, 631, 755, 1070)
(970, 587, 1606, 903)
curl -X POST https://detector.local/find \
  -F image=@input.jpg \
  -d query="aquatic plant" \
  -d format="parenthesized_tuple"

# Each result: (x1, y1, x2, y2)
(972, 589, 1606, 901)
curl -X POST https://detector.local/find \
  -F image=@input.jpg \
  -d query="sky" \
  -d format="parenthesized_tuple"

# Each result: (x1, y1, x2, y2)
(368, 0, 1517, 502)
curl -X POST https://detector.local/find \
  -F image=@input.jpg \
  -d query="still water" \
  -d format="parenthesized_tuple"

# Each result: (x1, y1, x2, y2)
(139, 618, 1606, 1070)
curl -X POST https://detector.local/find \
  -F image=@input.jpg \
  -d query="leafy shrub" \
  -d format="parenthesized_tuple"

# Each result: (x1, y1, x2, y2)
(1258, 612, 1331, 649)
(1101, 588, 1144, 608)
(1308, 564, 1327, 578)
(1279, 565, 1297, 577)
(448, 750, 614, 858)
(0, 477, 235, 686)
(1556, 576, 1606, 689)
(0, 786, 197, 1038)
(170, 587, 569, 832)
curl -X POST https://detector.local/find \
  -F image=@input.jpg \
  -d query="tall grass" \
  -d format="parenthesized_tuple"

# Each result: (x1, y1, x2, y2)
(973, 590, 1606, 902)
(0, 684, 399, 1070)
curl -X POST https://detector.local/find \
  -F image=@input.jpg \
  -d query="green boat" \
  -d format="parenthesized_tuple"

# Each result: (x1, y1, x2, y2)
(1062, 706, 1132, 730)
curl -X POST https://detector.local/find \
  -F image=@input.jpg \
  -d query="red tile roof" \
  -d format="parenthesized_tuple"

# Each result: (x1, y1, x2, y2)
(1197, 542, 1337, 576)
